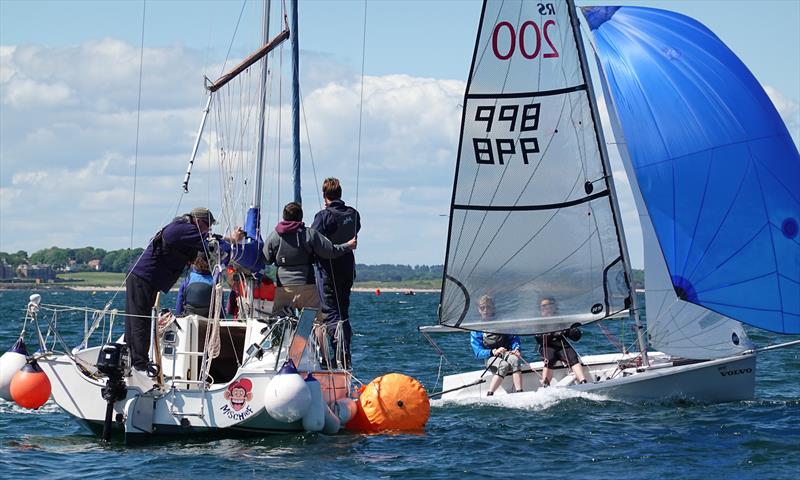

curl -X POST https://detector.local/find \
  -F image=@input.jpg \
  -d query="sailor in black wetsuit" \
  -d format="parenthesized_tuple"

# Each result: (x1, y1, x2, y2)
(311, 178, 361, 367)
(536, 297, 588, 386)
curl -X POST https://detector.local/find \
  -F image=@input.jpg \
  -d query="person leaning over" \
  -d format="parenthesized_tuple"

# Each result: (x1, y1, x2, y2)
(536, 296, 588, 387)
(126, 207, 245, 373)
(469, 295, 525, 396)
(263, 202, 356, 322)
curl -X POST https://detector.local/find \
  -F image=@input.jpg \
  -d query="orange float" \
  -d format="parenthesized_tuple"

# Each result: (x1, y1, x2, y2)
(10, 359, 51, 409)
(346, 373, 430, 432)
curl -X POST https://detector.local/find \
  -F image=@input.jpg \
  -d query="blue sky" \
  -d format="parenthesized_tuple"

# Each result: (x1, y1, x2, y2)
(1, 0, 798, 267)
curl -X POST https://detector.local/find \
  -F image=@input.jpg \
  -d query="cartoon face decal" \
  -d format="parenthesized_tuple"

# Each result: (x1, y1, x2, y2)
(224, 378, 253, 411)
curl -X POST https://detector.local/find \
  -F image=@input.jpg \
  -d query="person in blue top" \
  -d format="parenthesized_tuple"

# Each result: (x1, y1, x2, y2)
(126, 207, 244, 373)
(469, 295, 524, 396)
(175, 253, 214, 317)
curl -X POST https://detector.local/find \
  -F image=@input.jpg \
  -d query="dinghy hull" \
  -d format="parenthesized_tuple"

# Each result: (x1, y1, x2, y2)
(440, 352, 756, 403)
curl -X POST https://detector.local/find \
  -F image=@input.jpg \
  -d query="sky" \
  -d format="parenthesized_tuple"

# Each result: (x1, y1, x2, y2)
(1, 0, 798, 268)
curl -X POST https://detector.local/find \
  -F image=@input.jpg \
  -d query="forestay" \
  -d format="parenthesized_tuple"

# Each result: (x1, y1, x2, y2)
(587, 7, 800, 335)
(438, 0, 632, 335)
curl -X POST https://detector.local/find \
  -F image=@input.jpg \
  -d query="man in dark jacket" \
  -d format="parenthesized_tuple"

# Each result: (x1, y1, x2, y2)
(311, 178, 361, 367)
(264, 201, 356, 323)
(126, 207, 243, 372)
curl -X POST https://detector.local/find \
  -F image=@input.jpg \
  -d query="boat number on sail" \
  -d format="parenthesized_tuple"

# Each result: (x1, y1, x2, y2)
(491, 12, 560, 60)
(717, 366, 753, 377)
(473, 103, 541, 165)
(221, 378, 255, 421)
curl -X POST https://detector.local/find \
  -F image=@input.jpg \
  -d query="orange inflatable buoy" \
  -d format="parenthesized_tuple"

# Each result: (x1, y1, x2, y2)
(375, 288, 381, 296)
(10, 359, 51, 409)
(346, 373, 430, 432)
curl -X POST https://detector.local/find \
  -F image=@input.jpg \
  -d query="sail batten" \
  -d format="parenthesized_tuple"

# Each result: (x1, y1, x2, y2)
(438, 0, 632, 335)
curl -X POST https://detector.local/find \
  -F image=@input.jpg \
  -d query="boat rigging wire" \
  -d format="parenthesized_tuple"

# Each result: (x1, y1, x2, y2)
(129, 0, 147, 249)
(355, 0, 367, 210)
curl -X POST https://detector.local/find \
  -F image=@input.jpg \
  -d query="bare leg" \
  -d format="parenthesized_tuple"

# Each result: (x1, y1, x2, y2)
(541, 367, 552, 386)
(487, 374, 504, 394)
(571, 363, 587, 383)
(512, 371, 523, 392)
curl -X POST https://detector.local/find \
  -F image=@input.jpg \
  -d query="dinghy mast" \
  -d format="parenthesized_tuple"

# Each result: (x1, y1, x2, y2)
(567, 0, 648, 364)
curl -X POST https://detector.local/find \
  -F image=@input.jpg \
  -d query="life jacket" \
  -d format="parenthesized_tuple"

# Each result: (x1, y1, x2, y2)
(482, 332, 510, 350)
(275, 227, 315, 284)
(153, 215, 198, 266)
(324, 205, 359, 244)
(183, 271, 213, 317)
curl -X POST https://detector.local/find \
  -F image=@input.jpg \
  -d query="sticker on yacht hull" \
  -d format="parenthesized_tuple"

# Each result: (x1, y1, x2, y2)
(220, 378, 254, 421)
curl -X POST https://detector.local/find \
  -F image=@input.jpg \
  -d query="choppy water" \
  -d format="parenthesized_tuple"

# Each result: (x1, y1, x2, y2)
(1, 289, 798, 479)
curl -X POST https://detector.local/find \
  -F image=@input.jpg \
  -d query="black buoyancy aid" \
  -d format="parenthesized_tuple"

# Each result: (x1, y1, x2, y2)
(184, 281, 212, 316)
(482, 332, 510, 350)
(154, 215, 197, 265)
(325, 206, 358, 244)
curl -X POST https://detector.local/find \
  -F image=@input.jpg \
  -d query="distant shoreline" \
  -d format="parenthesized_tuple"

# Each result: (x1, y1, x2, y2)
(0, 283, 441, 293)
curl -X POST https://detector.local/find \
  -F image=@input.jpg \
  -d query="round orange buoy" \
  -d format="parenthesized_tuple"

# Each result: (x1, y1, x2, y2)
(376, 288, 381, 296)
(10, 359, 51, 409)
(346, 373, 430, 432)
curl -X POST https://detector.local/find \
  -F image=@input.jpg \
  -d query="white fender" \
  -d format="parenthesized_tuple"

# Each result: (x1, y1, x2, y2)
(302, 374, 325, 432)
(334, 397, 357, 425)
(263, 360, 311, 423)
(0, 338, 29, 401)
(323, 404, 341, 434)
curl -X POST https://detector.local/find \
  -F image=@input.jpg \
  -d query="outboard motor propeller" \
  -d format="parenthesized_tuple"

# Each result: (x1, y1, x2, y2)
(96, 343, 129, 442)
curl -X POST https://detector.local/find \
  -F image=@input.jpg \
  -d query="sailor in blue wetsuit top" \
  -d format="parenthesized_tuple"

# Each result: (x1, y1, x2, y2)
(469, 295, 525, 396)
(126, 207, 245, 373)
(311, 178, 361, 368)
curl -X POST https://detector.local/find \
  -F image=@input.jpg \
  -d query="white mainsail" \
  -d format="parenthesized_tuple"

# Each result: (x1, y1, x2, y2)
(438, 0, 633, 335)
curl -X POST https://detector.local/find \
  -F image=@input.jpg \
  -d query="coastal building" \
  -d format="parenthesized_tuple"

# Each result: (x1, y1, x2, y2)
(16, 264, 56, 282)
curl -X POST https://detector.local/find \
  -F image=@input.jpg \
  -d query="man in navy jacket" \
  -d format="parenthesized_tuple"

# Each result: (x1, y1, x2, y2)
(311, 178, 361, 368)
(126, 207, 243, 373)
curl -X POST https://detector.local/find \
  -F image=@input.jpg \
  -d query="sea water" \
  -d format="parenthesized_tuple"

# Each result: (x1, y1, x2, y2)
(0, 289, 798, 479)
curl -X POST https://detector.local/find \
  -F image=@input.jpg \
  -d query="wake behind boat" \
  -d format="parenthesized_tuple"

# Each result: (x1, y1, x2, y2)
(422, 0, 799, 404)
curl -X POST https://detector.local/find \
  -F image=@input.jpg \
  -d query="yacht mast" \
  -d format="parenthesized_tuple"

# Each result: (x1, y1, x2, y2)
(290, 0, 301, 205)
(253, 0, 271, 211)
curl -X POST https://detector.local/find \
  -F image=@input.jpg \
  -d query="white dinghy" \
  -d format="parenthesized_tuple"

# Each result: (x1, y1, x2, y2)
(422, 0, 799, 403)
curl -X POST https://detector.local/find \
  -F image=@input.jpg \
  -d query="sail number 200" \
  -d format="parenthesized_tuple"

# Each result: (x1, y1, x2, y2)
(492, 20, 559, 60)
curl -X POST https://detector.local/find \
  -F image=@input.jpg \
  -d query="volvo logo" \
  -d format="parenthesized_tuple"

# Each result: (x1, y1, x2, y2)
(718, 367, 752, 377)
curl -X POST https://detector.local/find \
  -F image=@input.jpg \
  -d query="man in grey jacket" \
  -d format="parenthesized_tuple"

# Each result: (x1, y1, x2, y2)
(264, 202, 357, 321)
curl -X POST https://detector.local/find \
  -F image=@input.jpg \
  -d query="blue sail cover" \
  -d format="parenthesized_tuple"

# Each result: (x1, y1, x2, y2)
(228, 206, 265, 272)
(586, 7, 800, 333)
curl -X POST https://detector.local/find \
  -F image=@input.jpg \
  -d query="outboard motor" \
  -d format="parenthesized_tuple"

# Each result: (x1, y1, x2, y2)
(96, 343, 128, 442)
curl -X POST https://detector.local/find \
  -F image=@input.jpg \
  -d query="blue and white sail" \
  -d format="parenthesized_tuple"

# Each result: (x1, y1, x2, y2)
(586, 6, 800, 338)
(438, 0, 633, 335)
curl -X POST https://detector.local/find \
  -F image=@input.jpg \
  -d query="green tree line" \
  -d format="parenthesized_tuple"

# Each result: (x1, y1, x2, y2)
(2, 249, 644, 288)
(1, 247, 144, 273)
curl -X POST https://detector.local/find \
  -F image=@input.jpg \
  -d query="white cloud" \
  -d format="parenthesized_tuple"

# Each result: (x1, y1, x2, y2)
(0, 38, 464, 265)
(764, 84, 800, 145)
(2, 36, 795, 270)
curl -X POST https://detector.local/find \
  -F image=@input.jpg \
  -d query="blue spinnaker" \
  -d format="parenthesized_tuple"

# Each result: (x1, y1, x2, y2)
(586, 6, 799, 333)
